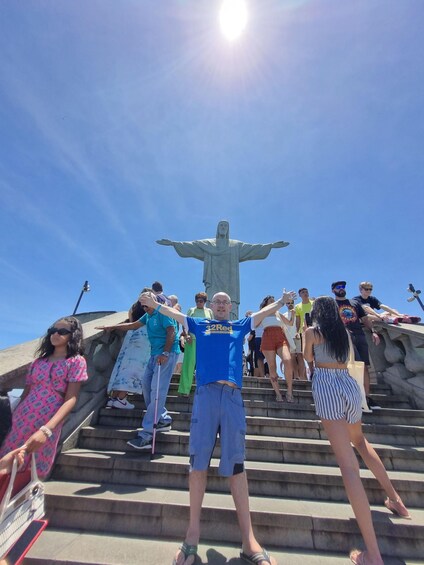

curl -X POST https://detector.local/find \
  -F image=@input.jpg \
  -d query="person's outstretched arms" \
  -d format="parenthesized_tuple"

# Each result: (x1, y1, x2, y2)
(95, 320, 142, 332)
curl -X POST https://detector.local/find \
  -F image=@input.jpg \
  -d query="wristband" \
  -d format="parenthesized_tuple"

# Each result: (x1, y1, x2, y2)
(154, 304, 161, 313)
(40, 425, 53, 438)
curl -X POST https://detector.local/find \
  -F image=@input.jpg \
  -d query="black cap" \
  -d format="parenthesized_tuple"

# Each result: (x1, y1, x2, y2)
(331, 280, 347, 289)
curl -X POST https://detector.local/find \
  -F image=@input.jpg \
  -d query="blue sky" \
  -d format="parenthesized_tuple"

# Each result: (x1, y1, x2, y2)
(1, 0, 423, 350)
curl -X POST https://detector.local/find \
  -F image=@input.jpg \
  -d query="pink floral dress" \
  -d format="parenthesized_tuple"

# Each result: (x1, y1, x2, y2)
(0, 355, 88, 479)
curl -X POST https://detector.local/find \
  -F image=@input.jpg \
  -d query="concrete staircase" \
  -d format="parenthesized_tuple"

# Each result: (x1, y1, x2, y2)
(25, 377, 424, 565)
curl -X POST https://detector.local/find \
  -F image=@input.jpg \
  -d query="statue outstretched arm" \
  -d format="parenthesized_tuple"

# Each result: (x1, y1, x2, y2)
(271, 241, 290, 248)
(156, 238, 206, 260)
(156, 239, 174, 246)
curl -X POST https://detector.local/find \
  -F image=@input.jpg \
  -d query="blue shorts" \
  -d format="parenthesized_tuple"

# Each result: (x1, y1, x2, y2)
(312, 368, 362, 424)
(189, 382, 246, 477)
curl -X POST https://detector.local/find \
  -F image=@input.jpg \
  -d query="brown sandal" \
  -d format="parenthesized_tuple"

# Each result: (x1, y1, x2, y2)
(384, 496, 411, 519)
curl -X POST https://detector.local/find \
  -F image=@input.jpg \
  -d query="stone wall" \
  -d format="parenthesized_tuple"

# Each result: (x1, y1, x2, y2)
(368, 322, 424, 409)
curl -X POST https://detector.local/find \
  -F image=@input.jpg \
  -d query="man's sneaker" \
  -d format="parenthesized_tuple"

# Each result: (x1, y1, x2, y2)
(155, 421, 172, 432)
(105, 397, 114, 409)
(127, 437, 152, 450)
(111, 397, 135, 410)
(366, 396, 381, 410)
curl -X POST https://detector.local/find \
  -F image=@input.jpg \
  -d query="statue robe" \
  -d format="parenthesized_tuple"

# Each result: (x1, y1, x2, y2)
(171, 238, 275, 313)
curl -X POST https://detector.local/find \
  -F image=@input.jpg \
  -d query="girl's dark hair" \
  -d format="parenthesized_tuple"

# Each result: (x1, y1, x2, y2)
(259, 295, 274, 310)
(129, 301, 144, 322)
(311, 297, 349, 362)
(36, 316, 84, 359)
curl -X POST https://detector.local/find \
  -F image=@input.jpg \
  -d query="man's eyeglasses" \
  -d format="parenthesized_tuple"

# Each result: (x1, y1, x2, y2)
(362, 287, 373, 291)
(195, 299, 205, 303)
(48, 327, 72, 336)
(334, 285, 346, 290)
(287, 302, 294, 305)
(211, 300, 230, 305)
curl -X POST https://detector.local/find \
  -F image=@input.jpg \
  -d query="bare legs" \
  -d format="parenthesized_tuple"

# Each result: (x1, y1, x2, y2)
(263, 350, 283, 401)
(263, 345, 294, 402)
(323, 418, 410, 564)
(278, 345, 294, 401)
(348, 422, 407, 508)
(322, 419, 384, 565)
(173, 470, 276, 565)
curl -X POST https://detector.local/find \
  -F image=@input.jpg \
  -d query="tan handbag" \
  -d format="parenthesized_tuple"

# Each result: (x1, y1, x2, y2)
(0, 454, 45, 558)
(346, 332, 371, 413)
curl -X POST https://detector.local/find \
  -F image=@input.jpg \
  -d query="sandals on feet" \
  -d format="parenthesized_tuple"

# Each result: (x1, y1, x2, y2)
(384, 496, 411, 519)
(240, 547, 272, 564)
(285, 392, 294, 403)
(173, 541, 198, 565)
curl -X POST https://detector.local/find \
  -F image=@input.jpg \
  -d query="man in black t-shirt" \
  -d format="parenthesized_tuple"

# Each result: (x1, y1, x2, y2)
(331, 281, 381, 411)
(353, 281, 403, 323)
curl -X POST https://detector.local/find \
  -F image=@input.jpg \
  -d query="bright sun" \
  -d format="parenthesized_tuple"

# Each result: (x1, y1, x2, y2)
(219, 0, 248, 42)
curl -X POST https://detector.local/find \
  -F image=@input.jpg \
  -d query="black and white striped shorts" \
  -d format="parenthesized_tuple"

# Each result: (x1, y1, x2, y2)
(312, 367, 362, 423)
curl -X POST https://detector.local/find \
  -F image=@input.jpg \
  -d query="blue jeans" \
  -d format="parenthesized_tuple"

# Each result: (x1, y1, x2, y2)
(138, 352, 178, 440)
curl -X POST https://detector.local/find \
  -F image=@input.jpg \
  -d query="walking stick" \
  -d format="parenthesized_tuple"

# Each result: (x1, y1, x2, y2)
(151, 362, 161, 457)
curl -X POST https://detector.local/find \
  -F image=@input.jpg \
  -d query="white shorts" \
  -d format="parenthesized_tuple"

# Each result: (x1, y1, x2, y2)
(312, 367, 362, 424)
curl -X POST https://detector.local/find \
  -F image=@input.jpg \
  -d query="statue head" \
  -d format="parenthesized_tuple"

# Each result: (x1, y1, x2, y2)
(216, 220, 229, 240)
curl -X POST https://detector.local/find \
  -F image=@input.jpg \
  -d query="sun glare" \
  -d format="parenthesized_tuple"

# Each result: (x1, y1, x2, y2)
(219, 0, 248, 42)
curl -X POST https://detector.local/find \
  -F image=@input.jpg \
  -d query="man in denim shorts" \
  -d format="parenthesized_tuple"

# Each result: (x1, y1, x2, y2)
(141, 290, 295, 565)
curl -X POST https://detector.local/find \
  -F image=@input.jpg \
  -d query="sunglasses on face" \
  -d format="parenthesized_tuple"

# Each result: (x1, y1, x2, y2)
(362, 287, 372, 291)
(334, 285, 346, 290)
(48, 327, 72, 336)
(196, 299, 205, 303)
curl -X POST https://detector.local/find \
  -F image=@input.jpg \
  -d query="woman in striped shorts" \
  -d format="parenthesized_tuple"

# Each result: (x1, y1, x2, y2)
(304, 297, 409, 565)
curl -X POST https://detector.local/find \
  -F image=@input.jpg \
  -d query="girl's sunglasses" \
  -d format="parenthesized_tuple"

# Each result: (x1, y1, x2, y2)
(48, 327, 72, 336)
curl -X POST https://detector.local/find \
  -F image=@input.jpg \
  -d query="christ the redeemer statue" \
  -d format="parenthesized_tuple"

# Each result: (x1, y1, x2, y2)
(157, 220, 289, 319)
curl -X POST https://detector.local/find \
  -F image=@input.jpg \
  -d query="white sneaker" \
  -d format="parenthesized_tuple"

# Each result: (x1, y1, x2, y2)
(105, 397, 114, 409)
(112, 397, 135, 410)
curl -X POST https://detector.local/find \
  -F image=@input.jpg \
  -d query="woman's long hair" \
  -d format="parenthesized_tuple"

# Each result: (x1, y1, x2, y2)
(311, 297, 349, 362)
(36, 316, 84, 359)
(259, 295, 274, 310)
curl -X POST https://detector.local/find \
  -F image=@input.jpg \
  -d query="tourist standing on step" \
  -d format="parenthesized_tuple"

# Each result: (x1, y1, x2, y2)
(258, 294, 294, 402)
(97, 291, 179, 451)
(106, 297, 150, 410)
(304, 296, 410, 565)
(178, 292, 213, 396)
(294, 287, 314, 380)
(140, 289, 296, 565)
(0, 317, 88, 479)
(331, 281, 381, 411)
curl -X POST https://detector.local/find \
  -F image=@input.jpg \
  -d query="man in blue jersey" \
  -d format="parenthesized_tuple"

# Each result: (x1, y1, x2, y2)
(141, 289, 295, 565)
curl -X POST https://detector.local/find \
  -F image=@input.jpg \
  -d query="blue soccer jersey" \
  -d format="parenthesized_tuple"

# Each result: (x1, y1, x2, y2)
(187, 317, 253, 388)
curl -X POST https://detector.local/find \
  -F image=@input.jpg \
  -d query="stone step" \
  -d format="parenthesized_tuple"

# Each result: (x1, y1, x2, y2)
(113, 396, 424, 426)
(25, 529, 416, 565)
(169, 375, 393, 395)
(155, 384, 413, 408)
(42, 480, 424, 559)
(78, 428, 424, 473)
(53, 450, 424, 507)
(97, 410, 424, 446)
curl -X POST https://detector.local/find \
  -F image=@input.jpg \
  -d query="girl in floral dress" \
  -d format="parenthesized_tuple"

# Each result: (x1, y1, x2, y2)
(0, 317, 88, 479)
